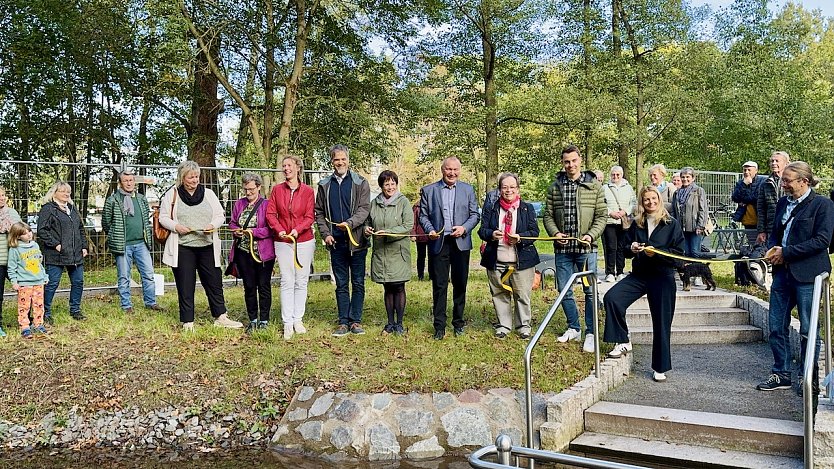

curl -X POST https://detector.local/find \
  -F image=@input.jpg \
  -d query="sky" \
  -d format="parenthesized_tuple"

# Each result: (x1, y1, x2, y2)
(690, 0, 834, 18)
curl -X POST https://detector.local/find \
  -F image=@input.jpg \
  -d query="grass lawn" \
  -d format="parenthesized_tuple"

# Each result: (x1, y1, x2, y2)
(0, 229, 768, 427)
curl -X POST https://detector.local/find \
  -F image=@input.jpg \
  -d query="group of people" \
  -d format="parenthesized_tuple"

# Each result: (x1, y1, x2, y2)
(1, 146, 831, 397)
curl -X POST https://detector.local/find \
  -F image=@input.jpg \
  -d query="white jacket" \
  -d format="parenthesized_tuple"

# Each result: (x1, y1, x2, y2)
(603, 180, 637, 225)
(158, 187, 225, 268)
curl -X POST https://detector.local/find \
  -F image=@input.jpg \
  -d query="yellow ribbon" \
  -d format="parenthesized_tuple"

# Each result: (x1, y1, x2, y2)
(516, 234, 592, 245)
(235, 229, 263, 264)
(641, 246, 768, 264)
(282, 234, 304, 269)
(325, 218, 360, 247)
(500, 266, 516, 292)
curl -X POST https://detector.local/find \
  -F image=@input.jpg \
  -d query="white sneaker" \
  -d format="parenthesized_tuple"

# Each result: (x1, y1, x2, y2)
(604, 274, 616, 283)
(283, 324, 294, 340)
(607, 342, 632, 358)
(557, 328, 581, 343)
(653, 371, 667, 382)
(583, 333, 595, 353)
(182, 322, 194, 332)
(214, 314, 244, 329)
(616, 273, 627, 281)
(294, 321, 307, 334)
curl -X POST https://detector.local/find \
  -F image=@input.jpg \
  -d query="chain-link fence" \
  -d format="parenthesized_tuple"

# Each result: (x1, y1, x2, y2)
(0, 160, 334, 273)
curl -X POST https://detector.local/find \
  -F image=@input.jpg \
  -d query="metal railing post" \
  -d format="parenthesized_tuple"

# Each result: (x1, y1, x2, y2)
(524, 270, 598, 469)
(495, 434, 512, 466)
(803, 272, 830, 469)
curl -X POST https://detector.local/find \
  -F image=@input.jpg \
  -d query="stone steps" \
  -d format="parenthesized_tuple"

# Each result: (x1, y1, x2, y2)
(629, 324, 762, 345)
(626, 307, 750, 327)
(583, 402, 803, 458)
(571, 432, 803, 468)
(626, 291, 738, 309)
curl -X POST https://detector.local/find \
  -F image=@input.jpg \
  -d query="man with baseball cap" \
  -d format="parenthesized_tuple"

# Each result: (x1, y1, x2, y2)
(732, 160, 766, 244)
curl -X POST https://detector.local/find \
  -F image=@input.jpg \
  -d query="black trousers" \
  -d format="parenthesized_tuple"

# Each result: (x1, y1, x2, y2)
(235, 247, 274, 322)
(172, 245, 227, 323)
(0, 265, 6, 323)
(430, 237, 470, 331)
(602, 224, 626, 275)
(603, 271, 676, 373)
(416, 241, 428, 280)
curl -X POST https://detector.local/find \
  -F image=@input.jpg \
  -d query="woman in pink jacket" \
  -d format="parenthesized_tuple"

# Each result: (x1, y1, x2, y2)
(266, 155, 316, 340)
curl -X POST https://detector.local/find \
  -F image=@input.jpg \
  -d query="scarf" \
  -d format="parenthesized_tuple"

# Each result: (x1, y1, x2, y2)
(57, 201, 71, 215)
(383, 191, 401, 206)
(656, 181, 668, 193)
(178, 184, 205, 207)
(499, 196, 520, 244)
(676, 184, 695, 207)
(118, 188, 135, 217)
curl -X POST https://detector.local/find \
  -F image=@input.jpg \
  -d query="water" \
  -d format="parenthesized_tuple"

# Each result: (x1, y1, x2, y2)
(2, 449, 475, 469)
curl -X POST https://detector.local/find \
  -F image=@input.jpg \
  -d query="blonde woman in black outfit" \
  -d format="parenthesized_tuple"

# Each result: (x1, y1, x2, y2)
(603, 186, 685, 382)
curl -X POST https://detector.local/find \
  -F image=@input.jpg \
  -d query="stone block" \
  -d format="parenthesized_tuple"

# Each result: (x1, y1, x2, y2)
(539, 422, 570, 452)
(441, 408, 491, 447)
(329, 425, 353, 450)
(309, 393, 334, 417)
(329, 399, 361, 423)
(296, 421, 322, 441)
(433, 392, 456, 411)
(396, 408, 433, 437)
(297, 386, 315, 402)
(367, 423, 400, 461)
(286, 408, 307, 422)
(404, 436, 445, 460)
(372, 393, 391, 411)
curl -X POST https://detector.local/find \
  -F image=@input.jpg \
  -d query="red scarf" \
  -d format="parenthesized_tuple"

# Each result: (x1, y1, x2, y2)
(499, 196, 520, 244)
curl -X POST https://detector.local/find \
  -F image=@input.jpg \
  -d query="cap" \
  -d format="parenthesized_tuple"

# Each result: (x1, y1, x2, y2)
(742, 161, 758, 169)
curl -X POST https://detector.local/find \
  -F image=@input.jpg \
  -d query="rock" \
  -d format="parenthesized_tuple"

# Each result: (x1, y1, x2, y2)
(404, 436, 445, 460)
(485, 397, 513, 423)
(367, 424, 399, 461)
(396, 409, 433, 437)
(297, 386, 316, 402)
(497, 428, 523, 447)
(270, 425, 289, 444)
(329, 425, 353, 450)
(296, 421, 323, 441)
(309, 393, 334, 417)
(175, 429, 184, 437)
(458, 389, 484, 404)
(371, 393, 391, 411)
(441, 408, 491, 447)
(286, 408, 307, 422)
(433, 392, 456, 411)
(330, 399, 361, 422)
(396, 393, 423, 408)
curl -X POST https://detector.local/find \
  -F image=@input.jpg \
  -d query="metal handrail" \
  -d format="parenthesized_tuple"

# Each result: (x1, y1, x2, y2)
(469, 436, 648, 469)
(524, 270, 599, 465)
(803, 271, 831, 469)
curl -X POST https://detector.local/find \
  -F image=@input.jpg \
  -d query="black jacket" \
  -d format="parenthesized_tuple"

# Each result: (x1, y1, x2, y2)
(768, 190, 834, 283)
(625, 217, 685, 275)
(37, 201, 88, 266)
(479, 199, 540, 271)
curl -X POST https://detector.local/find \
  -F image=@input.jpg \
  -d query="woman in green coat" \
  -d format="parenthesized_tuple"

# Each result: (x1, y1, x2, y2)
(364, 170, 413, 335)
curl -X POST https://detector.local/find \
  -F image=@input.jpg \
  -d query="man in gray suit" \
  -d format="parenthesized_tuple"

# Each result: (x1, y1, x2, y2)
(419, 157, 480, 340)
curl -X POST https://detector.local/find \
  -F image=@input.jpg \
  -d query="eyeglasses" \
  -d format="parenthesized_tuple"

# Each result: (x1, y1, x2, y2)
(781, 178, 802, 184)
(243, 186, 259, 193)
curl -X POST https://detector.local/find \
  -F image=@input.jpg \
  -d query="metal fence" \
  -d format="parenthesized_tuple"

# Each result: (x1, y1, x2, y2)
(0, 160, 333, 273)
(1, 160, 831, 272)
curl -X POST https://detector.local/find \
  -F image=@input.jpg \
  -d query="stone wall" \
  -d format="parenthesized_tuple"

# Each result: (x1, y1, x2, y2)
(270, 387, 554, 461)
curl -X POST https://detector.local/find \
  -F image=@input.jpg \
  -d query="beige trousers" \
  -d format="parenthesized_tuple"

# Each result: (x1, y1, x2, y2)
(486, 262, 534, 334)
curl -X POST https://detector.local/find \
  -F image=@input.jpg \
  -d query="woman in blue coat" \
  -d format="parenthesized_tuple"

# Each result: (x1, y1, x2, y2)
(478, 172, 540, 339)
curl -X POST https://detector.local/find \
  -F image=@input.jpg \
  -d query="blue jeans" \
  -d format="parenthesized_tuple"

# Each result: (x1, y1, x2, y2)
(44, 263, 84, 319)
(115, 243, 157, 310)
(768, 268, 820, 380)
(330, 241, 367, 326)
(683, 231, 704, 257)
(555, 252, 595, 335)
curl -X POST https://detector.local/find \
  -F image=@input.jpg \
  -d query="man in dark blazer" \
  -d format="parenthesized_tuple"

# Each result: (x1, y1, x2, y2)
(757, 161, 834, 393)
(419, 157, 480, 340)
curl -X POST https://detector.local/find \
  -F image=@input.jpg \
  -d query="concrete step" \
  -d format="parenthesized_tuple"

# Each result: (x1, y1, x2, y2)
(627, 292, 737, 309)
(571, 432, 802, 469)
(584, 402, 803, 458)
(629, 324, 762, 344)
(626, 307, 750, 327)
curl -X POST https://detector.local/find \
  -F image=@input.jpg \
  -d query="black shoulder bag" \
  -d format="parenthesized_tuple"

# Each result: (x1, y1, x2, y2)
(225, 198, 264, 277)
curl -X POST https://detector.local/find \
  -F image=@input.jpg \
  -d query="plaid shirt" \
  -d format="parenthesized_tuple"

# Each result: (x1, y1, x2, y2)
(556, 178, 592, 254)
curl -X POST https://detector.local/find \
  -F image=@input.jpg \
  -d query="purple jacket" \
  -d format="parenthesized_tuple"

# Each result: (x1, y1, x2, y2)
(228, 196, 275, 264)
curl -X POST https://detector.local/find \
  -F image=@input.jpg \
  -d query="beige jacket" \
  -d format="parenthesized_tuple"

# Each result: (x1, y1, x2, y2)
(158, 187, 225, 268)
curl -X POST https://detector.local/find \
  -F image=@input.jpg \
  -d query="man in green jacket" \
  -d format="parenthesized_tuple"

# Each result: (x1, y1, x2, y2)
(543, 145, 607, 353)
(102, 170, 163, 314)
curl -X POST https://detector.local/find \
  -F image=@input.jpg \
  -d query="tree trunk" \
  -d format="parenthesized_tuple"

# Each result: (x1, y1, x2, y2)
(189, 27, 222, 189)
(276, 0, 318, 168)
(233, 47, 259, 169)
(611, 0, 630, 178)
(582, 0, 594, 167)
(263, 0, 275, 170)
(137, 97, 151, 195)
(482, 3, 498, 190)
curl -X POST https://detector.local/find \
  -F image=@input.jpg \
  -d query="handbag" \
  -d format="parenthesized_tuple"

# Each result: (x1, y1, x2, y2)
(152, 188, 176, 244)
(225, 198, 264, 277)
(609, 187, 633, 229)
